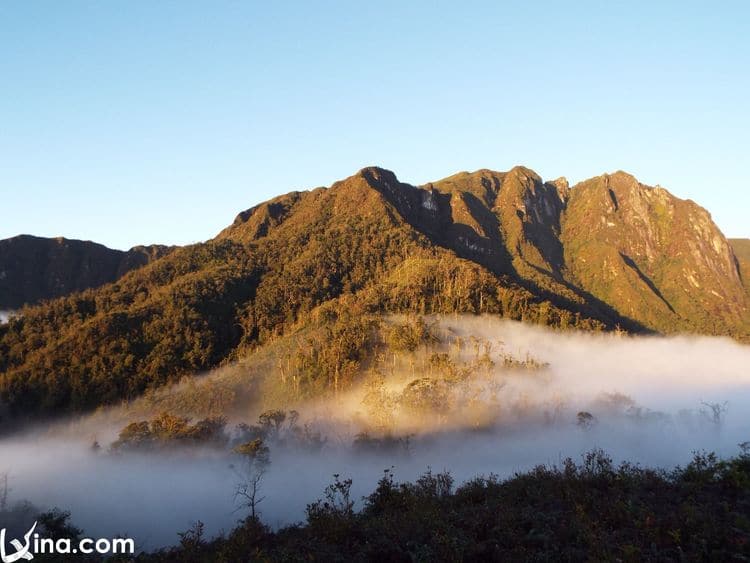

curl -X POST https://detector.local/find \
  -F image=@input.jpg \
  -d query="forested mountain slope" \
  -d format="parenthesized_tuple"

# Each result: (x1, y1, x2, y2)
(730, 238, 750, 300)
(0, 234, 172, 309)
(0, 166, 746, 425)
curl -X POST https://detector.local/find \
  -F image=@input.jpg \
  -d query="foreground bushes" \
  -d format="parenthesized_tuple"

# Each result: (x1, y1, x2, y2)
(131, 448, 750, 562)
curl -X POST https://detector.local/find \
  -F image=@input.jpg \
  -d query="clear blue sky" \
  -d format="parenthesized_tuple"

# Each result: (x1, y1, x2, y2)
(1, 1, 748, 249)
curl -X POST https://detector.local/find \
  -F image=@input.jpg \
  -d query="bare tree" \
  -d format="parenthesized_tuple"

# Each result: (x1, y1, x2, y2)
(232, 438, 270, 521)
(0, 472, 9, 512)
(700, 401, 728, 427)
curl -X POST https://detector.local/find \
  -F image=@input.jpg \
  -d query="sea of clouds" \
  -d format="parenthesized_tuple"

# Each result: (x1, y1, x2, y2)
(1, 318, 749, 549)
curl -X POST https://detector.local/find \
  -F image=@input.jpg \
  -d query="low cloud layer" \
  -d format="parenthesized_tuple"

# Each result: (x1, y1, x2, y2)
(2, 318, 749, 549)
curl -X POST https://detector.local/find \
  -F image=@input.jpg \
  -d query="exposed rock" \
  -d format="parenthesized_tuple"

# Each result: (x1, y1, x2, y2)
(220, 165, 749, 335)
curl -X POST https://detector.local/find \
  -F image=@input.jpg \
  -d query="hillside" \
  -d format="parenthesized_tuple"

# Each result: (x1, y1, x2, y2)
(0, 235, 173, 309)
(0, 166, 747, 425)
(730, 239, 750, 299)
(350, 167, 747, 335)
(218, 166, 749, 335)
(563, 173, 747, 333)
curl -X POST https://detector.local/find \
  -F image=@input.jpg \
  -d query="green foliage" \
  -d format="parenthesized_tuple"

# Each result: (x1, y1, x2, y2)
(231, 409, 325, 453)
(37, 508, 83, 543)
(176, 521, 207, 563)
(280, 310, 378, 398)
(0, 240, 258, 422)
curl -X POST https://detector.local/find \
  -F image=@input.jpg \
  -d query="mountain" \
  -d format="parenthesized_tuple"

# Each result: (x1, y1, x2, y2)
(386, 167, 748, 334)
(0, 235, 174, 309)
(563, 173, 747, 333)
(0, 166, 747, 423)
(730, 239, 750, 299)
(218, 166, 747, 334)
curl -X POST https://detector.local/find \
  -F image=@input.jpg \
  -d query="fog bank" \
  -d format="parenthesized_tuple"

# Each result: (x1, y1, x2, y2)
(2, 318, 749, 549)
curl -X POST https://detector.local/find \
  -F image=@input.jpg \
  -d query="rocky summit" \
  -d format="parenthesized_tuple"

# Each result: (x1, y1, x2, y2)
(219, 166, 749, 335)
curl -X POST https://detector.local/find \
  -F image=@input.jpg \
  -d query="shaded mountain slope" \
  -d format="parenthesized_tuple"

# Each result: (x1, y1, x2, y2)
(0, 172, 592, 423)
(248, 166, 745, 335)
(0, 166, 747, 424)
(414, 167, 747, 334)
(730, 239, 750, 299)
(0, 235, 173, 309)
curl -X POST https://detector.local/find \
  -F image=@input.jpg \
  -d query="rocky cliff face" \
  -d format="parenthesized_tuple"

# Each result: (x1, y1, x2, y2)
(731, 239, 750, 300)
(0, 235, 173, 309)
(562, 172, 746, 333)
(222, 166, 748, 335)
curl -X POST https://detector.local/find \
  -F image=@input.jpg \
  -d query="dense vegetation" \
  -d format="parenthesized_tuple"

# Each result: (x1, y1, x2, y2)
(731, 238, 750, 304)
(0, 234, 171, 309)
(5, 447, 749, 562)
(1, 166, 748, 427)
(141, 447, 750, 562)
(0, 195, 601, 425)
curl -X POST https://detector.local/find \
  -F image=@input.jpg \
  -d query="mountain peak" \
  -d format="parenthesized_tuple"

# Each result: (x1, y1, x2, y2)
(327, 166, 407, 197)
(2, 163, 749, 426)
(356, 165, 398, 181)
(176, 164, 750, 337)
(349, 166, 406, 195)
(608, 169, 639, 181)
(347, 166, 421, 211)
(506, 165, 543, 183)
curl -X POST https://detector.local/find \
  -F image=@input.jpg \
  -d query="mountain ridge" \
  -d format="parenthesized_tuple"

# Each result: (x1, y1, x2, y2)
(3, 165, 743, 333)
(1, 164, 748, 423)
(219, 165, 747, 335)
(0, 234, 174, 309)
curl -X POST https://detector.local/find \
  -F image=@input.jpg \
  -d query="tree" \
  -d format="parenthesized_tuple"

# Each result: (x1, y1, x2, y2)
(258, 410, 286, 439)
(401, 377, 449, 416)
(305, 473, 355, 541)
(232, 438, 270, 521)
(700, 401, 728, 427)
(0, 472, 8, 512)
(577, 411, 596, 429)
